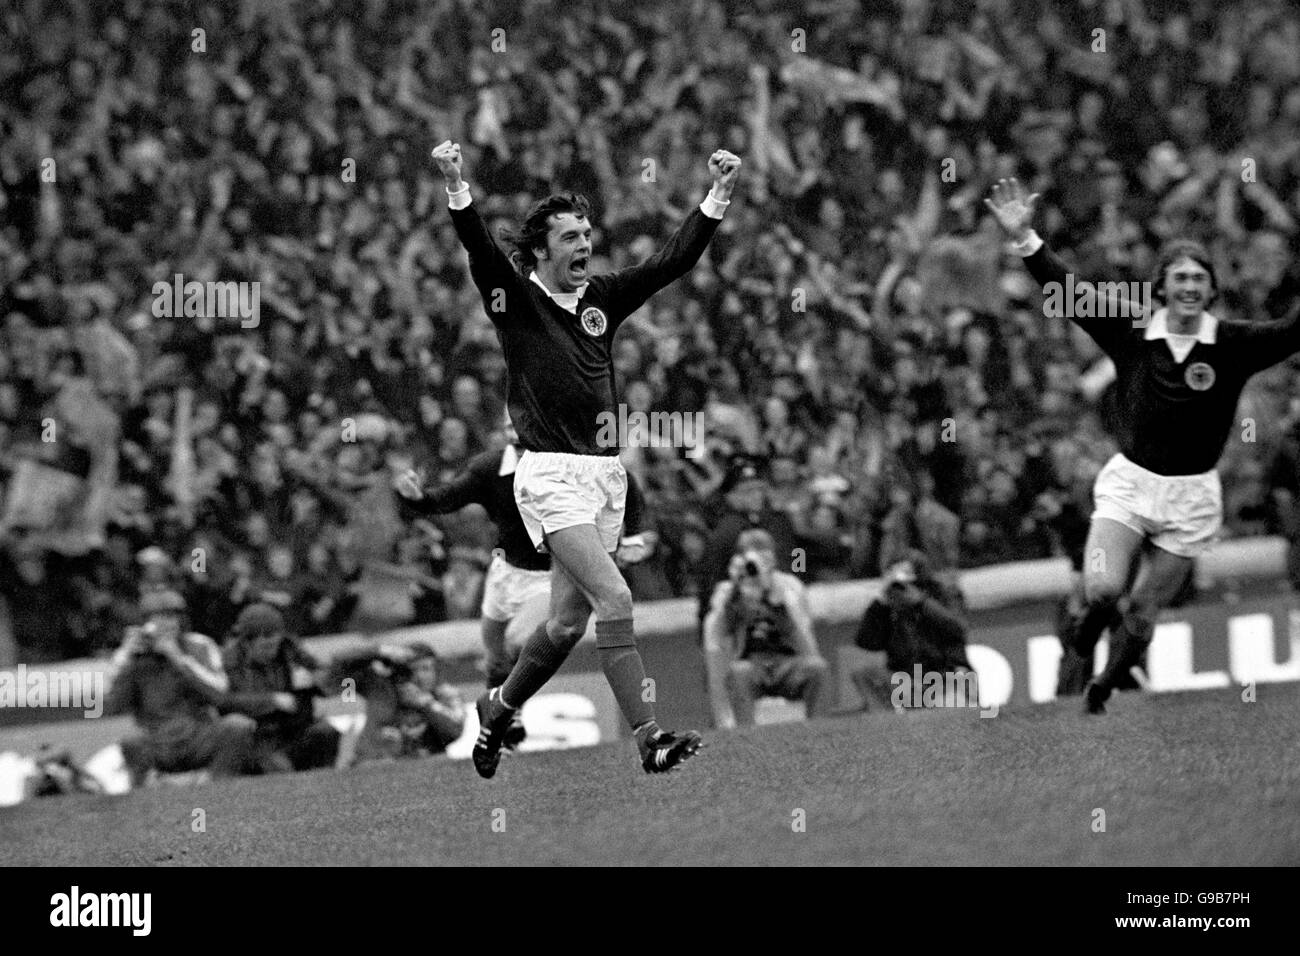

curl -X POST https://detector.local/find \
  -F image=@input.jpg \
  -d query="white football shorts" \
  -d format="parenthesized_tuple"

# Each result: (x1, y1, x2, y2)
(1091, 452, 1221, 558)
(480, 552, 552, 622)
(513, 451, 627, 553)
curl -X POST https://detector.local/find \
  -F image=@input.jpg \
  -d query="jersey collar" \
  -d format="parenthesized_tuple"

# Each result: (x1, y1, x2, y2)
(529, 271, 588, 315)
(1144, 307, 1218, 344)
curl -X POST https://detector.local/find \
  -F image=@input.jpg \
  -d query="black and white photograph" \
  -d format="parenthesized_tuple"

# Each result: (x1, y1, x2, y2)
(0, 0, 1296, 922)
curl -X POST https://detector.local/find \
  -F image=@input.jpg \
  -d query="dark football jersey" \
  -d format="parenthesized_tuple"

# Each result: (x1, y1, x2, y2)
(449, 198, 721, 455)
(1024, 244, 1300, 475)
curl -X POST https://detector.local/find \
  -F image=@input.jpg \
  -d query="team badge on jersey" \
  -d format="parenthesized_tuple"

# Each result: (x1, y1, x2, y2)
(580, 306, 607, 337)
(1185, 361, 1215, 391)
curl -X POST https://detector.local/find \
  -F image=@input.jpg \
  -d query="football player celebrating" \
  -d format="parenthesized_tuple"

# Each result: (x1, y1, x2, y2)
(986, 177, 1300, 714)
(432, 138, 740, 773)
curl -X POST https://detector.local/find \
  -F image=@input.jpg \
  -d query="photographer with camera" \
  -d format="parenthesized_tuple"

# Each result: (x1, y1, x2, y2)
(851, 550, 974, 711)
(219, 603, 340, 772)
(697, 457, 797, 631)
(105, 589, 257, 786)
(702, 529, 829, 728)
(329, 641, 466, 766)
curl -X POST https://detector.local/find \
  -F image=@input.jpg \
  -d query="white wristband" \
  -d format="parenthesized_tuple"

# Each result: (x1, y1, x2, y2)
(701, 189, 730, 219)
(446, 181, 471, 210)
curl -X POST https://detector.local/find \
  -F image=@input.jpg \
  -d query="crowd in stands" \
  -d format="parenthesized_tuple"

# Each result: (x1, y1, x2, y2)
(2, 0, 1300, 662)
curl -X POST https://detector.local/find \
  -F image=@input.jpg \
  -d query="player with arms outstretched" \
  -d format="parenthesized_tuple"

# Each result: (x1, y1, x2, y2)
(432, 138, 740, 773)
(986, 178, 1300, 714)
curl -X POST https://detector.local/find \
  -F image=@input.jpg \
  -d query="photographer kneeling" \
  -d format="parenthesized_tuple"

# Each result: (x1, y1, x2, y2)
(220, 603, 340, 772)
(329, 642, 466, 765)
(703, 530, 828, 728)
(852, 551, 975, 711)
(105, 589, 256, 786)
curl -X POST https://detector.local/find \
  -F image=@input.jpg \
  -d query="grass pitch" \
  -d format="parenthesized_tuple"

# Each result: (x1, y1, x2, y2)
(5, 682, 1299, 866)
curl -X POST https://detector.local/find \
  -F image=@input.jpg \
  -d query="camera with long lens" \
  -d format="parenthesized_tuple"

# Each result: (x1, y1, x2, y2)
(729, 550, 773, 597)
(732, 549, 767, 579)
(125, 622, 160, 655)
(883, 562, 919, 601)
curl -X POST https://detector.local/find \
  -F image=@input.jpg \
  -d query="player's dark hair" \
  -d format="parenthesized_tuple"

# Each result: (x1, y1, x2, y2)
(1151, 239, 1217, 304)
(498, 193, 591, 275)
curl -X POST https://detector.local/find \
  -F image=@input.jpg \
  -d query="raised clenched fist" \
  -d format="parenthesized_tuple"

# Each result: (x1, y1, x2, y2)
(431, 140, 463, 185)
(708, 149, 742, 191)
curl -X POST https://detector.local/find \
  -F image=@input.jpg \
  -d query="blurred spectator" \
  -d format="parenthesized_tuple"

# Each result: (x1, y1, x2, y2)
(915, 474, 962, 574)
(440, 545, 489, 620)
(0, 543, 79, 662)
(702, 529, 829, 727)
(793, 496, 855, 581)
(662, 513, 711, 600)
(615, 466, 675, 600)
(104, 589, 255, 785)
(219, 603, 339, 772)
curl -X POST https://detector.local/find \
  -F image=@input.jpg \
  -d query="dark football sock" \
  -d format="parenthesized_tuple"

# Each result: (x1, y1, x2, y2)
(1071, 597, 1119, 657)
(499, 621, 569, 714)
(596, 618, 656, 730)
(483, 618, 512, 689)
(1096, 611, 1154, 691)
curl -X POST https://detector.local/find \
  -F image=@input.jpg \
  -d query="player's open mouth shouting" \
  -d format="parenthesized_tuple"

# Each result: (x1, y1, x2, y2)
(567, 253, 589, 285)
(553, 220, 592, 291)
